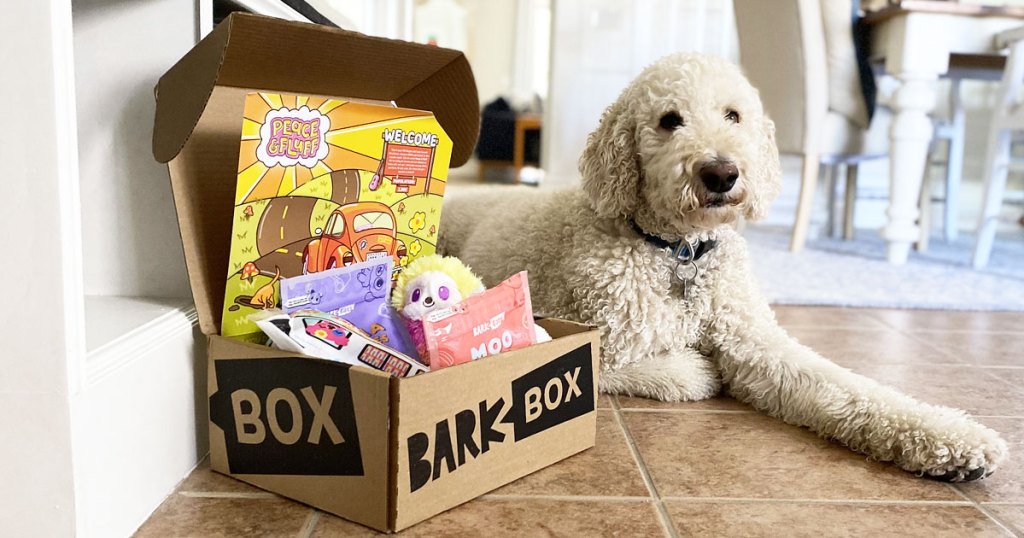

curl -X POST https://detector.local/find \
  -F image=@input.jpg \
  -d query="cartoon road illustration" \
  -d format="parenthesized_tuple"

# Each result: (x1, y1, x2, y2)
(222, 92, 452, 338)
(251, 169, 364, 276)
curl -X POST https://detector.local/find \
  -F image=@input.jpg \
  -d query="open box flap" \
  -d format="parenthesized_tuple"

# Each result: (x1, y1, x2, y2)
(154, 12, 479, 166)
(154, 13, 480, 335)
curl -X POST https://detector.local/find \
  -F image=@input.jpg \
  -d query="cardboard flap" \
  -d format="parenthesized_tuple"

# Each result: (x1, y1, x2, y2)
(156, 12, 480, 335)
(153, 12, 479, 166)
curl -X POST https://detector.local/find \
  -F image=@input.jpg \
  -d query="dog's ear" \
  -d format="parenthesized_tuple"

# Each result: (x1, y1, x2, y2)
(578, 96, 640, 218)
(744, 115, 783, 221)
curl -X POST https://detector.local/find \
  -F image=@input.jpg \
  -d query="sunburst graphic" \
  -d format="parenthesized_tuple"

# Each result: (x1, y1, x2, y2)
(222, 91, 453, 338)
(234, 92, 444, 204)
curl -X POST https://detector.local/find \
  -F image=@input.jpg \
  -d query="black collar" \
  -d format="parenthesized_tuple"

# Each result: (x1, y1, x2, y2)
(631, 221, 717, 262)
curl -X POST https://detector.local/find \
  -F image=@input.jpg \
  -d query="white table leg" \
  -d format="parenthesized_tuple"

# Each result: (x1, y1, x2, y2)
(877, 13, 951, 265)
(884, 74, 938, 264)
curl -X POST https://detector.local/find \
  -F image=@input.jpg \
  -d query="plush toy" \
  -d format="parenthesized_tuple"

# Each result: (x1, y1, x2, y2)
(393, 255, 551, 342)
(392, 255, 485, 320)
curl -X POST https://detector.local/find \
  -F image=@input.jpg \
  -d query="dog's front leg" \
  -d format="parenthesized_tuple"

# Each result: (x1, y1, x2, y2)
(567, 246, 720, 401)
(705, 266, 1007, 481)
(601, 348, 720, 402)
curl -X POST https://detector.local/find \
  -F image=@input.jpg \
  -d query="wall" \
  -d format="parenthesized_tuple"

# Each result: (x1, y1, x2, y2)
(463, 0, 517, 104)
(73, 0, 195, 298)
(0, 0, 81, 535)
(544, 0, 738, 186)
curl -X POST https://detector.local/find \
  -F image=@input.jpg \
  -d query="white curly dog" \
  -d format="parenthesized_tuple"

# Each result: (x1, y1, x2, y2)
(441, 53, 1006, 481)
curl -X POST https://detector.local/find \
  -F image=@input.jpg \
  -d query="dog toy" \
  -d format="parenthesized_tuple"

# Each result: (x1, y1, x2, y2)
(392, 255, 486, 320)
(393, 256, 551, 359)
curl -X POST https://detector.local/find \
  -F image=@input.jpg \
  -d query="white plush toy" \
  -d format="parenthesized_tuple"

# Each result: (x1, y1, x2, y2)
(393, 255, 551, 342)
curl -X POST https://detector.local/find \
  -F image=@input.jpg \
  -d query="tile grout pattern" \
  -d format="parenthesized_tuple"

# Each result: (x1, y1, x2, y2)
(608, 394, 680, 538)
(135, 306, 1024, 537)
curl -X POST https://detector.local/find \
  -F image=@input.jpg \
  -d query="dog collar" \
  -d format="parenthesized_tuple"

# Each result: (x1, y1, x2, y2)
(630, 221, 717, 262)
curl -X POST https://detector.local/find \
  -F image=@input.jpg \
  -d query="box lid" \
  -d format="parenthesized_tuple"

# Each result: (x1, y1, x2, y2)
(153, 12, 479, 165)
(153, 13, 479, 335)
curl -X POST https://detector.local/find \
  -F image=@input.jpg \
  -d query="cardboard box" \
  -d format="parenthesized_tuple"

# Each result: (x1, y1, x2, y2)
(153, 13, 600, 532)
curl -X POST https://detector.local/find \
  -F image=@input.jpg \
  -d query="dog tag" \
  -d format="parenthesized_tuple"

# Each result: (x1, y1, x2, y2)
(672, 241, 698, 299)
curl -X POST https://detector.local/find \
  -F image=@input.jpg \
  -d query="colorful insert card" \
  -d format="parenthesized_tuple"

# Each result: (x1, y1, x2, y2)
(222, 92, 452, 339)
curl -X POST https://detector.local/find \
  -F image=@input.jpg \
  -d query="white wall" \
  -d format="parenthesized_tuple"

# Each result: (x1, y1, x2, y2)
(326, 0, 514, 105)
(0, 1, 82, 535)
(461, 0, 518, 104)
(73, 0, 195, 298)
(544, 0, 738, 185)
(74, 314, 204, 537)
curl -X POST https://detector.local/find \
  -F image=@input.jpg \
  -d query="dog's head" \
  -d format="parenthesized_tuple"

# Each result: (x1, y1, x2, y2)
(579, 53, 781, 235)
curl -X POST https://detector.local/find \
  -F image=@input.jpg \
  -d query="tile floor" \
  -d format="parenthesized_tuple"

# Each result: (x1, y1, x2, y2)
(136, 306, 1024, 537)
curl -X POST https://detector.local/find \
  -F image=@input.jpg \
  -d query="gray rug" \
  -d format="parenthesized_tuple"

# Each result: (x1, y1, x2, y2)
(743, 225, 1024, 311)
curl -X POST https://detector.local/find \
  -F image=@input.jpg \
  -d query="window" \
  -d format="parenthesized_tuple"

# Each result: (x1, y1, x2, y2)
(353, 211, 394, 233)
(328, 213, 345, 236)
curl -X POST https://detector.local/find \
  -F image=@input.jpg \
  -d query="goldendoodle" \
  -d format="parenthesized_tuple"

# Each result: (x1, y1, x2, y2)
(440, 53, 1006, 481)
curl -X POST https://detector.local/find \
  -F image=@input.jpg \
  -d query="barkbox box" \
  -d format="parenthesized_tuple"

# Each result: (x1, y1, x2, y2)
(153, 13, 600, 532)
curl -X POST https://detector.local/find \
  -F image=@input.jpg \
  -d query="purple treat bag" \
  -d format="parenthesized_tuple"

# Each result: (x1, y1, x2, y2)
(279, 259, 416, 357)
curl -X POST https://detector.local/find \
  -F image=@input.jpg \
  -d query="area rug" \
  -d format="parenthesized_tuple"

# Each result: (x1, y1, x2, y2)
(743, 225, 1024, 311)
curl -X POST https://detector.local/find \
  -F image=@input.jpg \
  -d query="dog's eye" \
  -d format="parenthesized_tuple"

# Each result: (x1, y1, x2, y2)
(725, 109, 741, 123)
(658, 112, 684, 130)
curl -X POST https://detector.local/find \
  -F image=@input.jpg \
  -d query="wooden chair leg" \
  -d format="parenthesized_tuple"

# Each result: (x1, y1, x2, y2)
(790, 154, 819, 252)
(944, 78, 965, 243)
(513, 119, 526, 184)
(843, 163, 858, 240)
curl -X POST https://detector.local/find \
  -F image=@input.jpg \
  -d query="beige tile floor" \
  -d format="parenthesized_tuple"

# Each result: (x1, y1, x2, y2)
(136, 306, 1024, 537)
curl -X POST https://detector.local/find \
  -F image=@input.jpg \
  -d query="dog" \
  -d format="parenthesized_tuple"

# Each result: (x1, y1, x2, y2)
(440, 53, 1007, 482)
(249, 267, 280, 309)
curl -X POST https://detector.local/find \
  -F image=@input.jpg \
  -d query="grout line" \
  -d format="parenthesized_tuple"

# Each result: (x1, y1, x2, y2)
(611, 396, 680, 538)
(944, 483, 976, 503)
(615, 408, 755, 414)
(978, 368, 1024, 396)
(780, 325, 893, 331)
(898, 329, 978, 364)
(297, 510, 321, 538)
(659, 496, 975, 506)
(900, 329, 1024, 336)
(480, 494, 653, 503)
(973, 503, 1020, 537)
(981, 502, 1024, 506)
(178, 491, 281, 499)
(930, 434, 1020, 534)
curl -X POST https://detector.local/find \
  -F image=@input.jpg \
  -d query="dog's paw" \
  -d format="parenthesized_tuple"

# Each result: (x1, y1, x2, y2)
(924, 466, 990, 483)
(907, 424, 1009, 483)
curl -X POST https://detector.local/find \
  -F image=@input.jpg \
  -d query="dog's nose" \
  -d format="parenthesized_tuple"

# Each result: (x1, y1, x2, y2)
(700, 162, 739, 193)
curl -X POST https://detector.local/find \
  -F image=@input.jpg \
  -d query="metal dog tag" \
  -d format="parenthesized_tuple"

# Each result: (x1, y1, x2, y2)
(672, 241, 699, 299)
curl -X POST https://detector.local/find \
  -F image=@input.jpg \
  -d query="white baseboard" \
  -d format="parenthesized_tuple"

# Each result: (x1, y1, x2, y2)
(74, 299, 205, 537)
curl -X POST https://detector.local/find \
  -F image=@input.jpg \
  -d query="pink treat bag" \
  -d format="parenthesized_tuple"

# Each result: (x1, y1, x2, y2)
(410, 271, 537, 369)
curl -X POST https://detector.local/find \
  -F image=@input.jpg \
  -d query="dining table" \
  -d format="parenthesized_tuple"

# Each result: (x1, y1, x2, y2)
(863, 0, 1024, 264)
